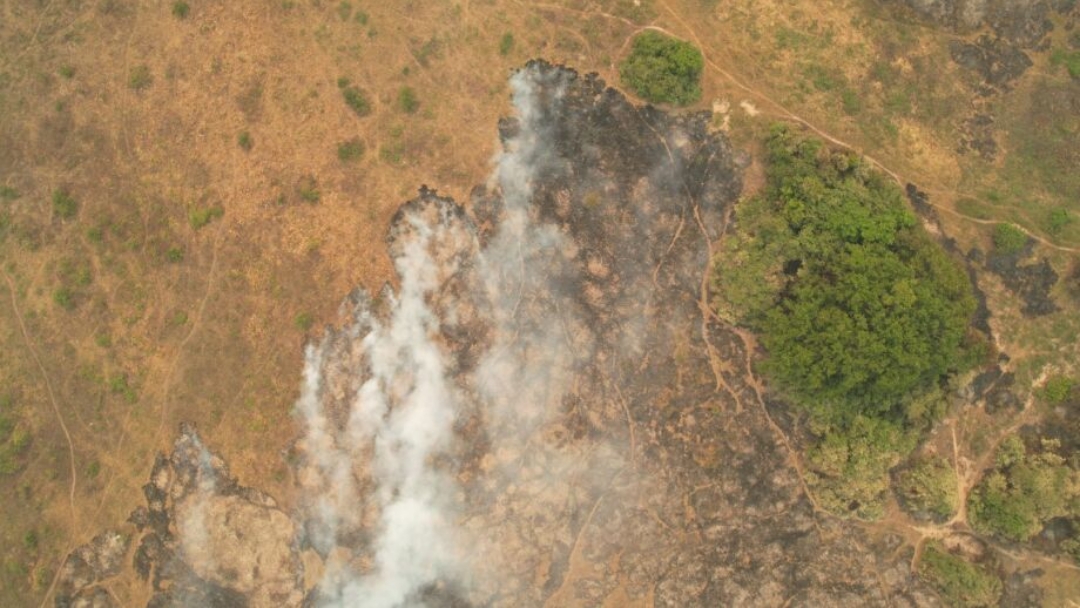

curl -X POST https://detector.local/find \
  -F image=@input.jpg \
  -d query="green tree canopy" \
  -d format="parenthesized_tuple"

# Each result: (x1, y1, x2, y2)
(715, 126, 977, 430)
(619, 31, 704, 106)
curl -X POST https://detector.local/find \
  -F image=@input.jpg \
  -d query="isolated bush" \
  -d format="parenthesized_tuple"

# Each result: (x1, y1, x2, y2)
(1048, 207, 1072, 234)
(337, 138, 365, 162)
(188, 205, 223, 230)
(1042, 375, 1075, 403)
(338, 78, 372, 117)
(238, 131, 253, 151)
(172, 1, 190, 19)
(129, 65, 152, 91)
(397, 86, 418, 114)
(499, 32, 514, 56)
(992, 222, 1027, 255)
(52, 189, 77, 219)
(619, 31, 703, 106)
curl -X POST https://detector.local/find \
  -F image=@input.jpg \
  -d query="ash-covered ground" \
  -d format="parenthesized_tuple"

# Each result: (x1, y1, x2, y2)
(63, 61, 942, 607)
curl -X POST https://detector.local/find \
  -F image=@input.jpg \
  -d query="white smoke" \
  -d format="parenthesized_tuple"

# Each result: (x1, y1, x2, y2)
(294, 64, 593, 607)
(297, 216, 463, 608)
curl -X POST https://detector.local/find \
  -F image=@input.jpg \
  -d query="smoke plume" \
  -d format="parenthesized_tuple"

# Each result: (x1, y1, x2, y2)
(293, 64, 594, 607)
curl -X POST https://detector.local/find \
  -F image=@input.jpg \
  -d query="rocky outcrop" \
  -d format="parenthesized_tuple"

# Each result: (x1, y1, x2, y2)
(128, 424, 303, 608)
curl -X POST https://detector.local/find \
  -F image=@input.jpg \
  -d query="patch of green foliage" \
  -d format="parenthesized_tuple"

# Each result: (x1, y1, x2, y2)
(0, 401, 31, 476)
(338, 78, 372, 117)
(0, 186, 18, 201)
(499, 32, 514, 56)
(336, 0, 352, 21)
(1047, 207, 1072, 235)
(841, 88, 862, 115)
(805, 414, 916, 518)
(165, 246, 184, 263)
(714, 126, 977, 517)
(337, 138, 365, 162)
(1041, 375, 1075, 404)
(917, 543, 1002, 607)
(294, 311, 314, 331)
(991, 222, 1027, 255)
(1051, 48, 1080, 79)
(297, 176, 320, 203)
(52, 189, 78, 220)
(58, 65, 75, 79)
(238, 131, 253, 151)
(896, 455, 959, 521)
(172, 1, 190, 19)
(968, 437, 1080, 542)
(188, 205, 224, 230)
(129, 65, 153, 91)
(397, 86, 418, 114)
(619, 31, 703, 106)
(53, 286, 75, 310)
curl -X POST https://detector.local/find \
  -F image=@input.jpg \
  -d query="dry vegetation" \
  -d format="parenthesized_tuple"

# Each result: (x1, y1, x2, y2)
(1, 0, 1078, 605)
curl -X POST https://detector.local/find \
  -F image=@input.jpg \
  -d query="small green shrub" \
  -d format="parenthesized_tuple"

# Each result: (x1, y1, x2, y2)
(188, 205, 224, 230)
(619, 31, 703, 106)
(499, 32, 514, 56)
(336, 0, 352, 21)
(1047, 208, 1072, 234)
(339, 80, 371, 117)
(992, 223, 1027, 255)
(337, 138, 365, 162)
(294, 312, 314, 331)
(171, 1, 190, 19)
(917, 543, 1002, 607)
(58, 65, 75, 79)
(297, 176, 320, 203)
(238, 130, 253, 151)
(841, 88, 862, 115)
(397, 86, 418, 113)
(129, 65, 153, 91)
(1041, 375, 1075, 404)
(52, 189, 77, 219)
(53, 287, 75, 310)
(166, 246, 184, 263)
(0, 186, 18, 201)
(1050, 48, 1080, 79)
(22, 530, 38, 551)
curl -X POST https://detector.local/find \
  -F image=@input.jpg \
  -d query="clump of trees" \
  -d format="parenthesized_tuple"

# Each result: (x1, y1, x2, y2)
(896, 455, 959, 521)
(619, 31, 703, 106)
(715, 126, 979, 517)
(968, 436, 1080, 542)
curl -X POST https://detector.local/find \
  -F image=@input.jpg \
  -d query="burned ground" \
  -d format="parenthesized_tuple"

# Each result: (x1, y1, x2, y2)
(73, 61, 946, 608)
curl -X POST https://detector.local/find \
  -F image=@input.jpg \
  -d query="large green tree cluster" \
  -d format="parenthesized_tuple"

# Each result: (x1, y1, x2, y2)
(619, 31, 704, 106)
(716, 126, 977, 428)
(715, 126, 978, 516)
